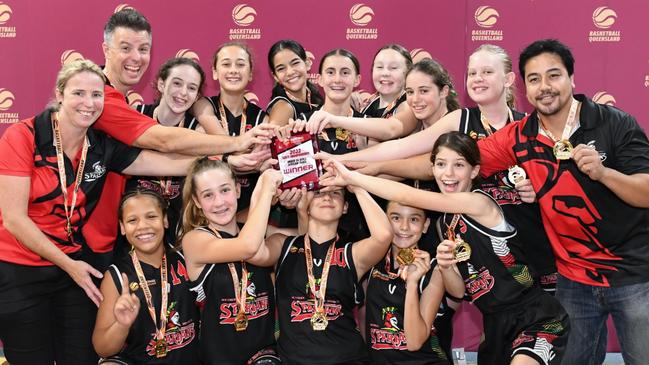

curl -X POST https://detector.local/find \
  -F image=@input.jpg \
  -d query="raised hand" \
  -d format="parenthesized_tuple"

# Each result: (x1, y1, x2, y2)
(435, 239, 457, 270)
(400, 250, 431, 284)
(113, 273, 141, 327)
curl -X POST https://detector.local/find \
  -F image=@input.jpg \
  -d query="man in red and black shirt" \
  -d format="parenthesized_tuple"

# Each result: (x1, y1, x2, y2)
(85, 9, 274, 272)
(478, 39, 649, 365)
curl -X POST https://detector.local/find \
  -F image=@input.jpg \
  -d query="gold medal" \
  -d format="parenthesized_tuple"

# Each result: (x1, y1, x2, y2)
(453, 237, 472, 262)
(396, 247, 415, 266)
(129, 282, 139, 292)
(507, 165, 526, 184)
(335, 127, 350, 141)
(310, 309, 328, 331)
(234, 310, 249, 332)
(155, 338, 168, 358)
(553, 140, 573, 160)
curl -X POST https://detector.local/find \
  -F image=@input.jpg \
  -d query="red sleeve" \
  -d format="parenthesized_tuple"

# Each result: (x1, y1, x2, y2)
(92, 85, 157, 146)
(477, 121, 518, 178)
(0, 120, 36, 176)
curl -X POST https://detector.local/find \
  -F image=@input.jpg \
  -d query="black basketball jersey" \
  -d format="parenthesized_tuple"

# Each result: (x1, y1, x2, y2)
(365, 249, 451, 365)
(204, 95, 267, 212)
(267, 87, 318, 122)
(459, 107, 557, 281)
(108, 249, 199, 364)
(438, 190, 540, 314)
(188, 228, 275, 365)
(125, 103, 198, 241)
(360, 93, 407, 119)
(275, 235, 369, 364)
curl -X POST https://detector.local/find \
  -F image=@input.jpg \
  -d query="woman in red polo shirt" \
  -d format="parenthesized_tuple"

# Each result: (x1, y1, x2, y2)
(0, 59, 194, 365)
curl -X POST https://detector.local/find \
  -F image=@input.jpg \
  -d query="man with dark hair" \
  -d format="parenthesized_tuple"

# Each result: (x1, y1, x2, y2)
(479, 39, 649, 364)
(83, 8, 274, 281)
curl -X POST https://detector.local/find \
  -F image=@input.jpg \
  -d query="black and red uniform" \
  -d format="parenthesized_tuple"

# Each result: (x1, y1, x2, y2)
(0, 109, 141, 364)
(188, 228, 276, 365)
(100, 249, 199, 364)
(478, 94, 649, 287)
(460, 107, 558, 291)
(267, 87, 319, 122)
(440, 190, 568, 365)
(275, 235, 369, 365)
(123, 103, 198, 247)
(365, 250, 451, 365)
(204, 94, 266, 212)
(84, 83, 157, 272)
(360, 93, 407, 119)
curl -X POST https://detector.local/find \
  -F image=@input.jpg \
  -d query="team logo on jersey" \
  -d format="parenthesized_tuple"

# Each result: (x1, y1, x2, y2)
(410, 48, 432, 63)
(137, 179, 182, 200)
(471, 6, 503, 41)
(588, 6, 621, 42)
(126, 90, 144, 107)
(585, 140, 607, 161)
(0, 2, 15, 38)
(369, 307, 408, 350)
(346, 4, 378, 40)
(219, 272, 270, 324)
(465, 267, 495, 300)
(84, 162, 107, 182)
(290, 297, 343, 323)
(592, 91, 616, 106)
(175, 49, 200, 62)
(114, 4, 135, 13)
(481, 185, 522, 206)
(145, 301, 196, 356)
(60, 50, 84, 66)
(0, 88, 18, 123)
(230, 4, 261, 40)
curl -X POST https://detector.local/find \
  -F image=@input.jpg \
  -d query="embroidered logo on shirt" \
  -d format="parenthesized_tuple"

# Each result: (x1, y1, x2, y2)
(84, 161, 106, 182)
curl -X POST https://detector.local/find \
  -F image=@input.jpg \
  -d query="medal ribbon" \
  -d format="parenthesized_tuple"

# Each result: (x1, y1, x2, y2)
(228, 262, 249, 321)
(52, 114, 89, 239)
(384, 246, 409, 280)
(285, 87, 313, 112)
(539, 98, 579, 143)
(207, 227, 248, 323)
(446, 214, 461, 241)
(130, 250, 168, 343)
(304, 235, 338, 314)
(380, 91, 404, 118)
(151, 107, 183, 198)
(479, 108, 515, 137)
(218, 95, 248, 136)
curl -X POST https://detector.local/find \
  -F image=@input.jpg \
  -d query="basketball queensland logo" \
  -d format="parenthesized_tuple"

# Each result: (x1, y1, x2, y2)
(175, 49, 200, 62)
(114, 4, 135, 13)
(60, 50, 84, 65)
(0, 88, 19, 123)
(0, 2, 16, 38)
(471, 6, 503, 41)
(126, 90, 144, 107)
(592, 91, 616, 106)
(588, 7, 621, 42)
(305, 50, 319, 83)
(229, 4, 261, 40)
(410, 48, 432, 63)
(346, 3, 378, 40)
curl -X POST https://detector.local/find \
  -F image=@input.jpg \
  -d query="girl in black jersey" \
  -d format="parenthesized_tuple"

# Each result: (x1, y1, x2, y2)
(365, 201, 462, 365)
(320, 132, 569, 365)
(267, 40, 323, 126)
(356, 44, 412, 149)
(335, 45, 558, 293)
(306, 58, 460, 146)
(180, 158, 283, 365)
(248, 182, 392, 364)
(93, 190, 199, 364)
(125, 57, 205, 246)
(191, 42, 269, 222)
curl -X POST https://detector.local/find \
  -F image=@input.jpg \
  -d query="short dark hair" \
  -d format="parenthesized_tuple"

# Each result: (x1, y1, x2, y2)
(104, 8, 151, 44)
(118, 188, 168, 222)
(518, 39, 575, 80)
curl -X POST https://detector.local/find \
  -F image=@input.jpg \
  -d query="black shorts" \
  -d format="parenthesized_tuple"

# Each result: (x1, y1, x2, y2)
(479, 291, 569, 365)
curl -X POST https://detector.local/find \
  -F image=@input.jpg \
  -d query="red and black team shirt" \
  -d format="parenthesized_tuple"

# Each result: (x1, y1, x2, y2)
(478, 94, 649, 287)
(83, 84, 157, 256)
(0, 109, 141, 266)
